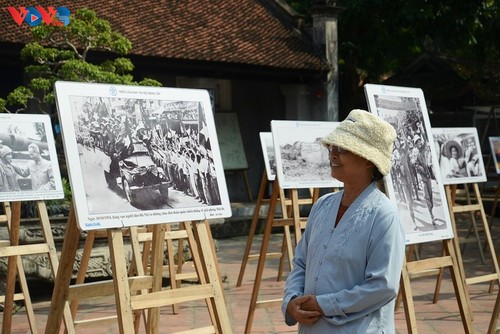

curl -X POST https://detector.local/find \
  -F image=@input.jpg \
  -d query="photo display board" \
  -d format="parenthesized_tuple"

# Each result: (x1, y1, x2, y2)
(214, 113, 248, 170)
(259, 132, 276, 181)
(489, 136, 500, 174)
(54, 81, 231, 230)
(432, 127, 486, 185)
(364, 84, 453, 245)
(270, 120, 343, 189)
(0, 113, 64, 201)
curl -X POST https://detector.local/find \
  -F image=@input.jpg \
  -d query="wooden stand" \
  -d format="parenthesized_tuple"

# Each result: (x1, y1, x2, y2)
(0, 201, 72, 334)
(236, 171, 280, 287)
(399, 237, 474, 333)
(45, 203, 232, 334)
(243, 180, 320, 334)
(489, 289, 500, 334)
(434, 184, 500, 302)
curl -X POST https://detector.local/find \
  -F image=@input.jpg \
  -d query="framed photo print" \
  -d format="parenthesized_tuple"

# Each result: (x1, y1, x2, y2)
(489, 136, 500, 174)
(54, 81, 231, 230)
(364, 84, 453, 245)
(432, 127, 486, 185)
(259, 132, 276, 181)
(270, 120, 343, 189)
(0, 113, 64, 202)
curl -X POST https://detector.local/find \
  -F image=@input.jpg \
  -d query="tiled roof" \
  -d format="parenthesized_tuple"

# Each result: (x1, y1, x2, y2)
(0, 1, 328, 73)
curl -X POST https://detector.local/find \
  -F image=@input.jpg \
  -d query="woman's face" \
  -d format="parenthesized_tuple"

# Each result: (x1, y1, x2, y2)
(451, 146, 458, 158)
(328, 146, 373, 184)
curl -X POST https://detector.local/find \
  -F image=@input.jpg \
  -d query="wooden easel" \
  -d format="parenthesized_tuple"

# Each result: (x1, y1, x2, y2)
(243, 180, 320, 334)
(237, 171, 317, 286)
(0, 201, 72, 334)
(433, 184, 500, 302)
(399, 237, 474, 333)
(237, 171, 280, 287)
(489, 289, 500, 334)
(45, 203, 232, 334)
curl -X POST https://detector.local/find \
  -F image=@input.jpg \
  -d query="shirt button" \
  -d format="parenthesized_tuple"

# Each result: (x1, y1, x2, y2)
(323, 245, 327, 249)
(319, 261, 322, 265)
(314, 277, 318, 281)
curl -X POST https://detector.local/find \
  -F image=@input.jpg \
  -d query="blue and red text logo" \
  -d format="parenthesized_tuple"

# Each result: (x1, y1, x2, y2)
(7, 6, 70, 26)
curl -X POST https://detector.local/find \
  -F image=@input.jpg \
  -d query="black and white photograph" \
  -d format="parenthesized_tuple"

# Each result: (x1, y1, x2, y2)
(54, 81, 231, 230)
(0, 113, 64, 202)
(270, 120, 343, 189)
(259, 132, 276, 181)
(365, 84, 453, 245)
(489, 136, 500, 174)
(432, 127, 486, 185)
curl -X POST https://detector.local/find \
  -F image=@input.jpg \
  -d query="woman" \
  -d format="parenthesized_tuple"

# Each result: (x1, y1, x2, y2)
(443, 140, 466, 178)
(282, 109, 406, 333)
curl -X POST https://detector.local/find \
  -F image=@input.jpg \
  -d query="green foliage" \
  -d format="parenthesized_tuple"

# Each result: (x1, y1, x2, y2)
(286, 0, 500, 108)
(1, 8, 160, 116)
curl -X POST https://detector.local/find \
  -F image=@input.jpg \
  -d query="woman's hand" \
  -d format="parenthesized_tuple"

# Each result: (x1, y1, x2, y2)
(287, 295, 323, 325)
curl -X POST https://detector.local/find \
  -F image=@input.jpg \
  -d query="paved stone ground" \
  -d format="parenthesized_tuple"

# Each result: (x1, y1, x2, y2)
(2, 216, 500, 333)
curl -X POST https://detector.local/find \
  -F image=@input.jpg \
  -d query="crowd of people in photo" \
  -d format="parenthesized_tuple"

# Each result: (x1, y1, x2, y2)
(390, 113, 441, 231)
(74, 97, 221, 206)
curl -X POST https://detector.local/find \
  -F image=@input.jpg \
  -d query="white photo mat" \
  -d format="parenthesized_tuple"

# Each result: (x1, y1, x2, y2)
(271, 120, 343, 189)
(259, 132, 276, 181)
(432, 127, 486, 185)
(0, 113, 64, 201)
(364, 84, 453, 245)
(54, 81, 231, 230)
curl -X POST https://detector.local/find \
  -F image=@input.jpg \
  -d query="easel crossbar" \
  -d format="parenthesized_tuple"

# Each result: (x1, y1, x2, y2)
(74, 316, 118, 328)
(465, 273, 499, 285)
(406, 256, 454, 275)
(0, 293, 25, 303)
(255, 299, 283, 307)
(452, 204, 482, 213)
(130, 284, 214, 310)
(137, 229, 189, 242)
(68, 276, 154, 300)
(0, 243, 50, 257)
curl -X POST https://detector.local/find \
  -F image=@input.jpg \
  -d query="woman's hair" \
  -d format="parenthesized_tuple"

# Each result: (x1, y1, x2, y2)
(373, 168, 384, 181)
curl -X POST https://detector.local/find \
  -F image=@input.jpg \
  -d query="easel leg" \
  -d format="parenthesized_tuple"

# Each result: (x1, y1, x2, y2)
(444, 239, 474, 333)
(488, 289, 500, 334)
(244, 181, 279, 334)
(237, 173, 267, 287)
(2, 201, 21, 334)
(146, 224, 166, 334)
(69, 230, 96, 319)
(400, 258, 419, 333)
(194, 220, 232, 333)
(45, 204, 79, 334)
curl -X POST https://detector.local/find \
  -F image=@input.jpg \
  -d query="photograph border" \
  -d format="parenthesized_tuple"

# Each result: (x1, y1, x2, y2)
(0, 113, 64, 202)
(259, 132, 276, 181)
(364, 84, 453, 245)
(271, 120, 343, 189)
(432, 127, 486, 185)
(54, 81, 231, 230)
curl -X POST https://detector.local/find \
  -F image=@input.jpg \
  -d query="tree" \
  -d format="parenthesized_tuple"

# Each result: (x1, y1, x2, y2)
(0, 8, 161, 116)
(287, 0, 500, 116)
(0, 9, 162, 210)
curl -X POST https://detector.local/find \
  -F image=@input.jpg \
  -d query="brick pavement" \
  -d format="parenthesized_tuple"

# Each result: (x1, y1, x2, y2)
(2, 222, 500, 333)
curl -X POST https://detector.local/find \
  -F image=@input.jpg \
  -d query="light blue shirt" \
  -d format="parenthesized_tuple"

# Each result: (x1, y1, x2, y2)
(282, 182, 405, 333)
